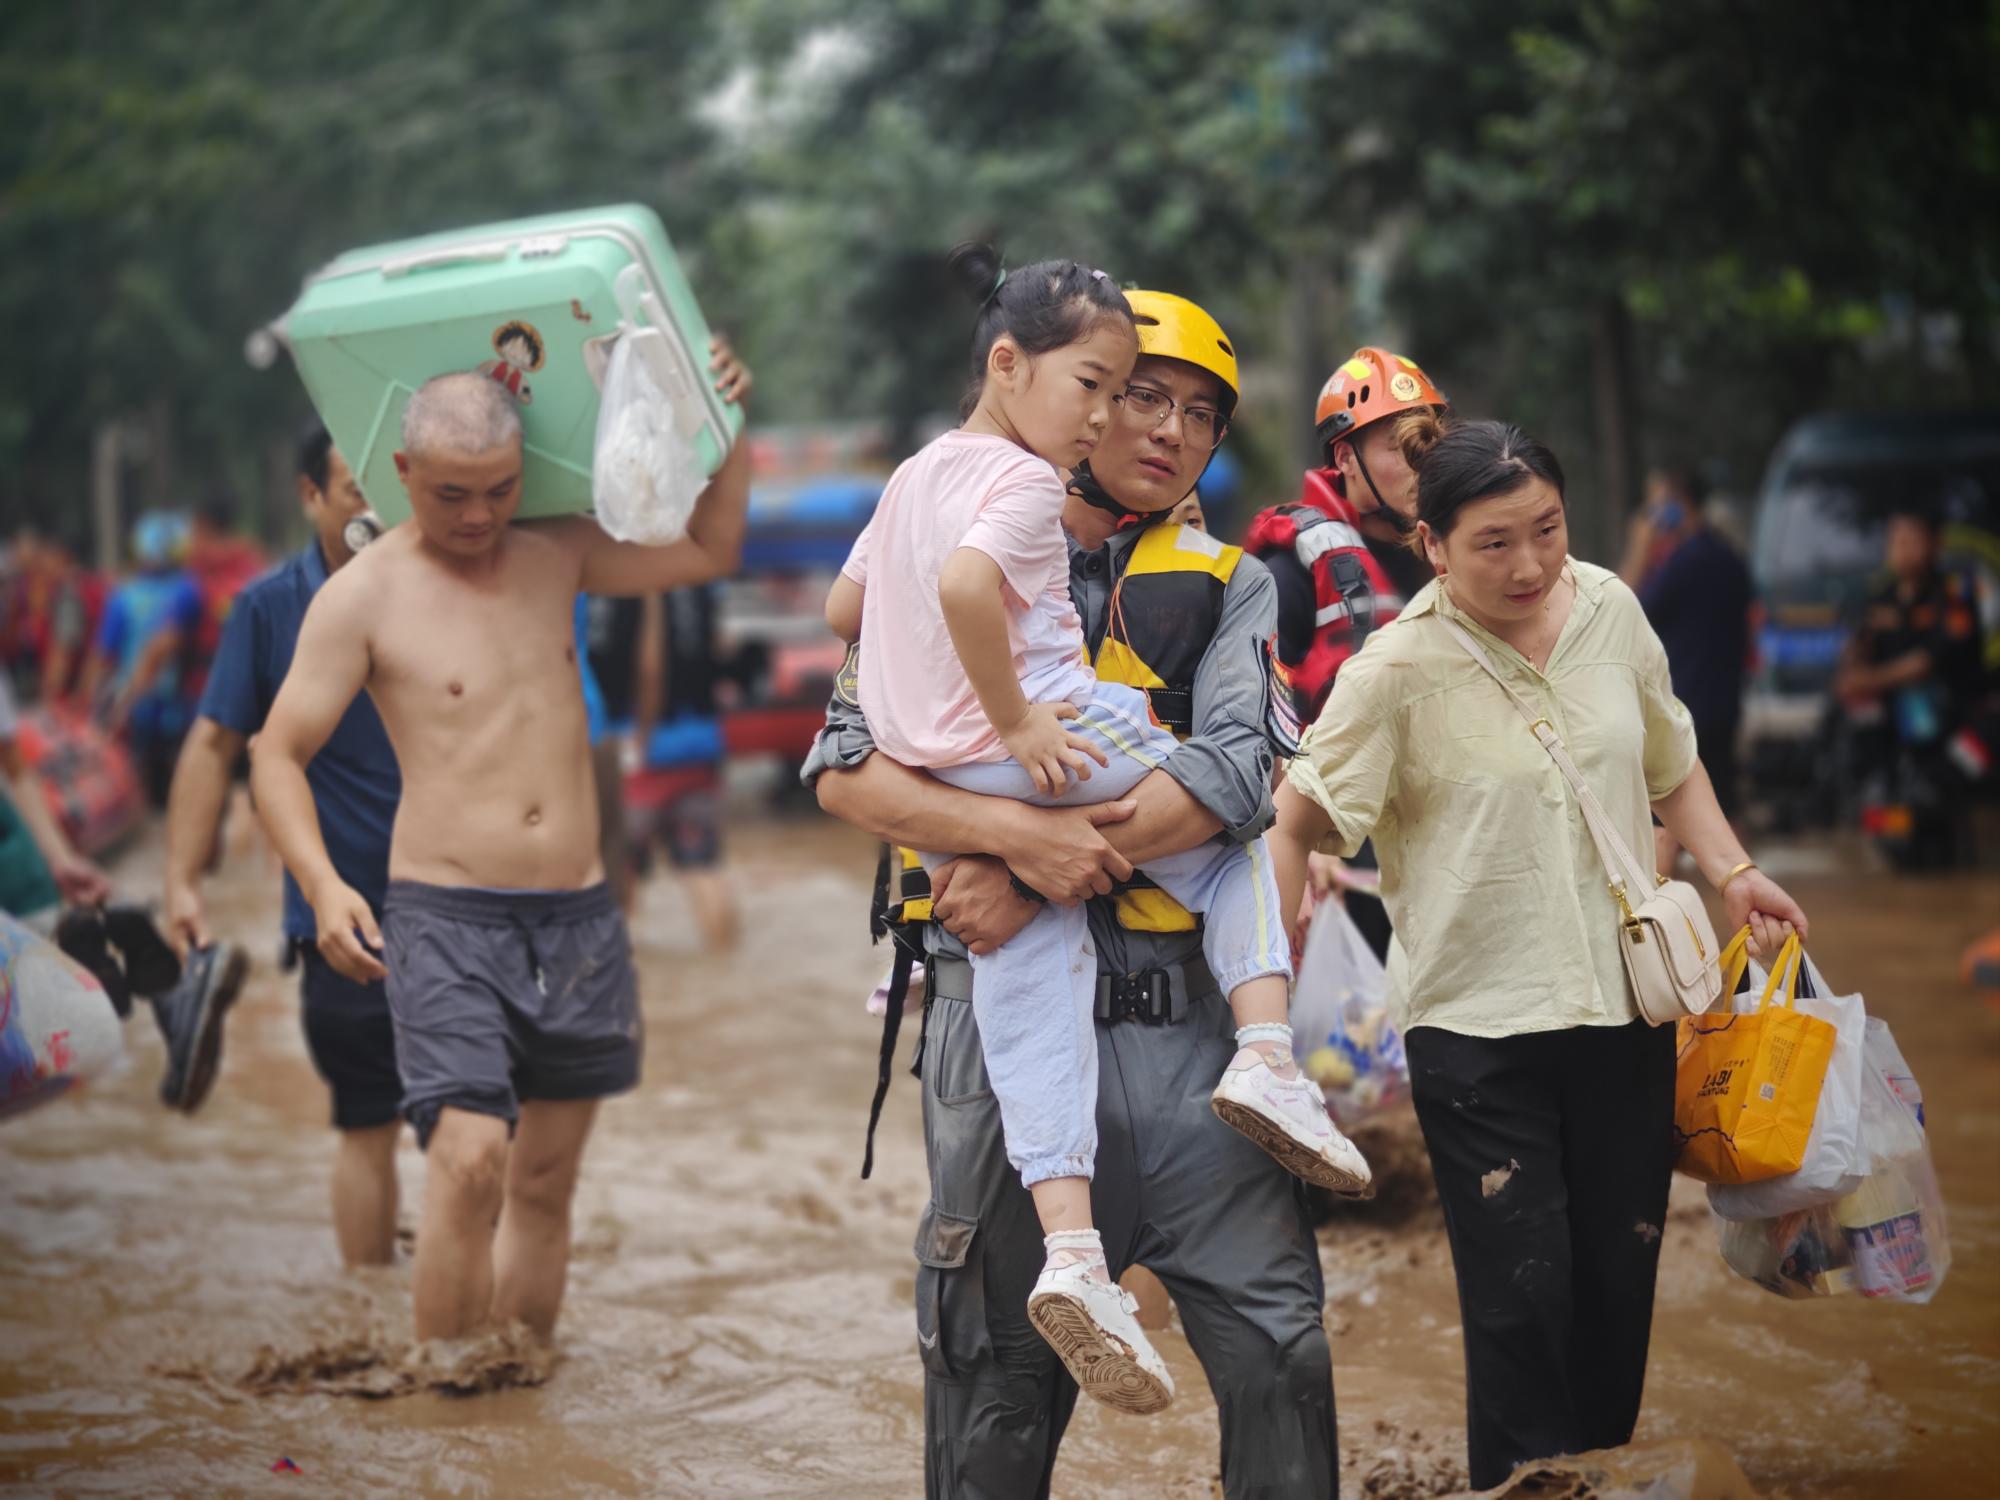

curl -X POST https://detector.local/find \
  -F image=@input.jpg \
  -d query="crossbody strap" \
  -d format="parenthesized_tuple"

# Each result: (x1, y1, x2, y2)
(1437, 614, 1657, 900)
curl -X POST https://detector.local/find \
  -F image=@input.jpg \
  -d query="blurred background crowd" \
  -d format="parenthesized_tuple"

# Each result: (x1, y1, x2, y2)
(2, 0, 1994, 880)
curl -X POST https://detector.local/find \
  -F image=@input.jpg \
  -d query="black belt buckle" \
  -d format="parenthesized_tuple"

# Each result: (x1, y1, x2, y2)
(1097, 968, 1171, 1024)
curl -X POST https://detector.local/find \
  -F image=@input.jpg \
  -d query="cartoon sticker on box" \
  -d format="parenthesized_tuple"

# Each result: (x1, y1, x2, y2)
(479, 320, 545, 406)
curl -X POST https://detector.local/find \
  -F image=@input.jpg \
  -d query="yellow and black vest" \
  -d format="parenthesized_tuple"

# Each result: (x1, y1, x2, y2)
(1090, 522, 1245, 934)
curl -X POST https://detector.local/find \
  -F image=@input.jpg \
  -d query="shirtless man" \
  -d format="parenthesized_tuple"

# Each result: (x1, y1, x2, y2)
(254, 352, 751, 1341)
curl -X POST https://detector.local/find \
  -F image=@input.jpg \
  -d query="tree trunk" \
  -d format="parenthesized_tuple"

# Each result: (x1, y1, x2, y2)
(1588, 295, 1640, 562)
(144, 395, 176, 515)
(91, 423, 122, 575)
(1288, 247, 1337, 470)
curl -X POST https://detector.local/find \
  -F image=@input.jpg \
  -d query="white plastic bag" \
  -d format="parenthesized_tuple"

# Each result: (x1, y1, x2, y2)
(1706, 947, 1868, 1221)
(592, 328, 704, 545)
(0, 912, 124, 1121)
(1715, 1014, 1948, 1304)
(1291, 897, 1409, 1126)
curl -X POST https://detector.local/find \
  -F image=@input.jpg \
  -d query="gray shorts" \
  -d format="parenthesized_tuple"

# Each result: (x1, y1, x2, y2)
(381, 880, 642, 1147)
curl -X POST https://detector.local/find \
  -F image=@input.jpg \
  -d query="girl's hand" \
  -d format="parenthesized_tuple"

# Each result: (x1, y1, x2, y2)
(710, 336, 753, 407)
(1724, 867, 1808, 958)
(999, 701, 1109, 797)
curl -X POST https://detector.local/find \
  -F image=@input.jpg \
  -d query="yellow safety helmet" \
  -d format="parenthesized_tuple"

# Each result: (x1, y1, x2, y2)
(1125, 289, 1239, 415)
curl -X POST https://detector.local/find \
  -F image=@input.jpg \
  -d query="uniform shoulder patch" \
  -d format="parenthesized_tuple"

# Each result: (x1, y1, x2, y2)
(1260, 634, 1304, 758)
(834, 641, 862, 708)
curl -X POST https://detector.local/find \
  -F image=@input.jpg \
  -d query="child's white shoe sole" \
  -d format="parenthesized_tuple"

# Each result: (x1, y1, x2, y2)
(1026, 1276, 1174, 1416)
(1212, 1066, 1375, 1197)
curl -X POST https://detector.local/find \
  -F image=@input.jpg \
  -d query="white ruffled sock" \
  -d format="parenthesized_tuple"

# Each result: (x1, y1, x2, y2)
(1043, 1228, 1111, 1283)
(1235, 1022, 1299, 1078)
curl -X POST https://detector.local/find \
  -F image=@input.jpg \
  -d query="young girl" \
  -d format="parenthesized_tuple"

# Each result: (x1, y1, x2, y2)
(828, 245, 1371, 1414)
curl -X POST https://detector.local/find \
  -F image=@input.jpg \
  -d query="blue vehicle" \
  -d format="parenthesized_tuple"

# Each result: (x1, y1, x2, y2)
(716, 472, 885, 762)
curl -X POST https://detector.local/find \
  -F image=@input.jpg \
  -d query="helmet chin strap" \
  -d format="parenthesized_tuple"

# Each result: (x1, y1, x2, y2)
(1347, 442, 1415, 536)
(1068, 458, 1191, 528)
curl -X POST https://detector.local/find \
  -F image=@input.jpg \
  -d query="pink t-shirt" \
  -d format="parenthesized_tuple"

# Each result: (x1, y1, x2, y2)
(845, 430, 1094, 767)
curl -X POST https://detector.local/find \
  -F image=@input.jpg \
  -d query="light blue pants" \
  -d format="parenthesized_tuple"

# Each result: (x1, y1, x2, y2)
(928, 683, 1292, 1188)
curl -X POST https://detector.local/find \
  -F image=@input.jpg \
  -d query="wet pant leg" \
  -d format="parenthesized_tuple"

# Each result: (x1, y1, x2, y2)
(915, 969, 1077, 1500)
(1560, 1020, 1676, 1453)
(1407, 1020, 1672, 1490)
(1097, 989, 1338, 1499)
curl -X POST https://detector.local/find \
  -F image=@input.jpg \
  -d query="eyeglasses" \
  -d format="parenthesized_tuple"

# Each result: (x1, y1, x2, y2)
(1114, 384, 1228, 449)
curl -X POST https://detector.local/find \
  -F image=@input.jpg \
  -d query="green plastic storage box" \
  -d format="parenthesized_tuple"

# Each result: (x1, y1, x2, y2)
(280, 204, 741, 524)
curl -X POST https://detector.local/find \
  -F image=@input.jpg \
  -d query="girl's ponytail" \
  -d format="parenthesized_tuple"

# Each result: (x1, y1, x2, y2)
(947, 241, 1005, 307)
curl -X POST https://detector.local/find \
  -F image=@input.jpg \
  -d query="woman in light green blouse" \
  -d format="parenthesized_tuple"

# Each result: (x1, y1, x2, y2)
(1270, 417, 1807, 1489)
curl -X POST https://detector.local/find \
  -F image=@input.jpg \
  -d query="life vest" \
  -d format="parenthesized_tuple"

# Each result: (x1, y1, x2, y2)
(1090, 522, 1244, 934)
(1244, 469, 1404, 719)
(188, 538, 268, 701)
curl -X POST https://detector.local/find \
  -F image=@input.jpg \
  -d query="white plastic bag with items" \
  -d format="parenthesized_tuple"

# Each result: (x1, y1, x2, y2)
(1290, 897, 1409, 1126)
(1715, 1014, 1948, 1303)
(592, 327, 705, 545)
(1706, 946, 1869, 1221)
(0, 911, 123, 1121)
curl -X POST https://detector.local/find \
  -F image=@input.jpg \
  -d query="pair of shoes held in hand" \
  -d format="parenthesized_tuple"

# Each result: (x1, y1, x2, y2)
(56, 903, 248, 1114)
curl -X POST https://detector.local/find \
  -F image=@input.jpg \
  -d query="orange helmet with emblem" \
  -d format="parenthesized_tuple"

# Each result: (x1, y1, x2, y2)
(1313, 346, 1447, 454)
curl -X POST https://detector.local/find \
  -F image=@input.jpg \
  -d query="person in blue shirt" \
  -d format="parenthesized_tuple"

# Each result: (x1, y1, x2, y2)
(80, 513, 204, 806)
(161, 421, 405, 1267)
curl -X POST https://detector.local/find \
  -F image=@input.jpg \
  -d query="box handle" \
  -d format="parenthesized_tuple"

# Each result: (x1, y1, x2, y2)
(380, 242, 515, 279)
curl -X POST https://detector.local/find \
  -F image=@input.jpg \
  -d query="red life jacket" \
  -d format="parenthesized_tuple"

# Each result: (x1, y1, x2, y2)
(1243, 468, 1405, 719)
(187, 537, 269, 700)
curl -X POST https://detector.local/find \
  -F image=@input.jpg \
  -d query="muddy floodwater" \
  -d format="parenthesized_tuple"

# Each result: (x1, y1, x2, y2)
(2, 808, 1996, 1498)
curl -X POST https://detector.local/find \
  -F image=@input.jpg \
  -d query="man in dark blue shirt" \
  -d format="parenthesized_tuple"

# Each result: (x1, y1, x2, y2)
(161, 421, 405, 1266)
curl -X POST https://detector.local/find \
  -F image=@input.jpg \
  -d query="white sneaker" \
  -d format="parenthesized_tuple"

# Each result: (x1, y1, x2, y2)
(1026, 1257, 1175, 1415)
(1211, 1046, 1374, 1196)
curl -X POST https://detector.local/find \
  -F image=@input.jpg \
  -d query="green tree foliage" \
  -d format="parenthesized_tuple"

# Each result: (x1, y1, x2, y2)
(1308, 0, 1999, 539)
(3, 0, 1994, 549)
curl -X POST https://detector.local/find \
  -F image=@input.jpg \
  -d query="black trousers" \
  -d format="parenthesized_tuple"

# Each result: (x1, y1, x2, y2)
(1407, 1018, 1676, 1490)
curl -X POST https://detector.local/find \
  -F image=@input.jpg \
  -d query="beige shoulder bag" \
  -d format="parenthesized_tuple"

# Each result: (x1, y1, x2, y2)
(1439, 615, 1724, 1025)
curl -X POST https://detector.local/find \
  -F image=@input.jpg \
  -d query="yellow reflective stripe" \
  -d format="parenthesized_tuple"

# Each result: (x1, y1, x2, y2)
(1088, 698, 1166, 772)
(1248, 835, 1275, 958)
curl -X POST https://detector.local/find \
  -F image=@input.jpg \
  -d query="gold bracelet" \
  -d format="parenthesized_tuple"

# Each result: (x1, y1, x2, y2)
(1717, 860, 1757, 897)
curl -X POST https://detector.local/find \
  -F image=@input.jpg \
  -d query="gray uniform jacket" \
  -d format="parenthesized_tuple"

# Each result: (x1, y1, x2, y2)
(806, 522, 1337, 1500)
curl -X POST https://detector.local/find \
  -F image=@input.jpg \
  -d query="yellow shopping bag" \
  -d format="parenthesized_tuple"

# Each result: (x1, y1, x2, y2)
(1674, 932, 1838, 1184)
